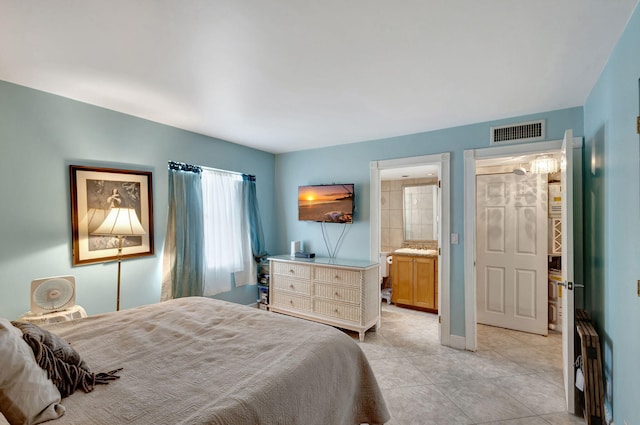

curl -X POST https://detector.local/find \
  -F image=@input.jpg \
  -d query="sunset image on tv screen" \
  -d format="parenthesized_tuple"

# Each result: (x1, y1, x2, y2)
(298, 184, 354, 223)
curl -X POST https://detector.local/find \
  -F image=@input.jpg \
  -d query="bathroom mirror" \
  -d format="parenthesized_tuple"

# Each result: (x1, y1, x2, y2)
(403, 183, 438, 241)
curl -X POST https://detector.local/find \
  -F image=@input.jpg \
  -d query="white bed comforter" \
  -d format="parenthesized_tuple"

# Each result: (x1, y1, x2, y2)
(44, 297, 389, 425)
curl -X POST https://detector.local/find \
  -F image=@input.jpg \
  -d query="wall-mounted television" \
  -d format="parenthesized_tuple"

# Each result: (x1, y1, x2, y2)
(298, 184, 355, 223)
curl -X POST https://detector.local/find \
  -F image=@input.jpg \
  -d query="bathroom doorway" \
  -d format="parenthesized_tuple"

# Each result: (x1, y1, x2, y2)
(370, 153, 451, 347)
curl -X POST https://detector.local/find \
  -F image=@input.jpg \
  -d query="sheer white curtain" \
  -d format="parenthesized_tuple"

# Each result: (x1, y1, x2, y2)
(201, 169, 254, 296)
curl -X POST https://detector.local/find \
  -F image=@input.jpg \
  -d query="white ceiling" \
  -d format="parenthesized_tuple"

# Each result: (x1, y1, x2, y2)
(1, 1, 637, 154)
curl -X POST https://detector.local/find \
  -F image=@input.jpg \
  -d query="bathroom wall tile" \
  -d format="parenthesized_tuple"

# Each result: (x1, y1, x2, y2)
(381, 228, 390, 248)
(390, 209, 403, 229)
(390, 228, 404, 248)
(381, 191, 390, 210)
(381, 208, 390, 228)
(390, 180, 404, 191)
(418, 177, 438, 185)
(381, 180, 390, 191)
(390, 189, 403, 209)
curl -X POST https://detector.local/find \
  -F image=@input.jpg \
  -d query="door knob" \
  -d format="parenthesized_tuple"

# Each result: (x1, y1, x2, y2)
(557, 281, 574, 290)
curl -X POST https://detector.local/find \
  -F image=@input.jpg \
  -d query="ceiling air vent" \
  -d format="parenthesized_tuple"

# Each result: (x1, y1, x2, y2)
(490, 120, 545, 145)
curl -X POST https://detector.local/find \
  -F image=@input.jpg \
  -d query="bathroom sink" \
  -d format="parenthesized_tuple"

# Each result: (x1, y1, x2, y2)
(393, 248, 438, 256)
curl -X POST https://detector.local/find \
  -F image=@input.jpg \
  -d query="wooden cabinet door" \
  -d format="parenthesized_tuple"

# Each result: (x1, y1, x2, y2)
(391, 255, 414, 305)
(413, 257, 436, 310)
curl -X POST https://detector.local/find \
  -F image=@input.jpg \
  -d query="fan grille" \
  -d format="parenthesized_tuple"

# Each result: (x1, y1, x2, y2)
(30, 276, 76, 314)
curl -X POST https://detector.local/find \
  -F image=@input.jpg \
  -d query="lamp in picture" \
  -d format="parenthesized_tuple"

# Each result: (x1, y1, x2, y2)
(529, 155, 559, 174)
(92, 208, 146, 311)
(84, 208, 108, 234)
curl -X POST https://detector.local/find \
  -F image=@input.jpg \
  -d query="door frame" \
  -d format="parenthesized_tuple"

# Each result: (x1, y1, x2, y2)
(370, 153, 451, 346)
(464, 137, 583, 351)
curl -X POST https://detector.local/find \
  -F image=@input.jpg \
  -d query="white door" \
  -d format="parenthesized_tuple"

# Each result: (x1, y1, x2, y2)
(561, 129, 575, 413)
(476, 172, 548, 335)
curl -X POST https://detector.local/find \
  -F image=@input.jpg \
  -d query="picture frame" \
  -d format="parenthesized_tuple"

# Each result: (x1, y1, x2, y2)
(70, 165, 154, 265)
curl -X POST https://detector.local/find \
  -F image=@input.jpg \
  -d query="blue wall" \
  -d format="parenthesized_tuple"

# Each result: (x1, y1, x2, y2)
(583, 4, 640, 423)
(0, 81, 275, 319)
(275, 107, 584, 337)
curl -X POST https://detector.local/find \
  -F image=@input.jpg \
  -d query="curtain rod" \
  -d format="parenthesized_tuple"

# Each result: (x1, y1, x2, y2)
(168, 161, 255, 180)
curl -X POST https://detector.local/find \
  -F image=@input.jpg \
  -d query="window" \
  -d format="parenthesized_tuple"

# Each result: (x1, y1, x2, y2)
(201, 169, 254, 295)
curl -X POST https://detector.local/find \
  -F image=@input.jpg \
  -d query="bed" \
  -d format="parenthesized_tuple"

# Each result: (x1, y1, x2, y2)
(2, 297, 389, 425)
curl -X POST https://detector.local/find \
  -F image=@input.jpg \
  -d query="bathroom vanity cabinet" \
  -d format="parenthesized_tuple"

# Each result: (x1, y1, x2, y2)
(268, 255, 380, 341)
(391, 253, 438, 313)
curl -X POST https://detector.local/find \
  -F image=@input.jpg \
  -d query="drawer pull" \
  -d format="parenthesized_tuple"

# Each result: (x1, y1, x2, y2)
(290, 300, 294, 304)
(334, 308, 339, 313)
(335, 275, 340, 279)
(289, 284, 295, 289)
(289, 269, 295, 274)
(335, 291, 340, 296)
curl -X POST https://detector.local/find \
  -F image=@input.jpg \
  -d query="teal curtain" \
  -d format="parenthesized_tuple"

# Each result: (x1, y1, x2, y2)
(242, 175, 268, 263)
(161, 162, 205, 299)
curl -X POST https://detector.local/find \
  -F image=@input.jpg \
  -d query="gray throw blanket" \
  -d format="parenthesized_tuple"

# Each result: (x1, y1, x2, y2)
(12, 321, 121, 398)
(22, 333, 122, 398)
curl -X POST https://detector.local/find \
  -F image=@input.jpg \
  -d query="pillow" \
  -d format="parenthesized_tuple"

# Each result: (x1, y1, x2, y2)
(0, 318, 65, 425)
(11, 321, 90, 372)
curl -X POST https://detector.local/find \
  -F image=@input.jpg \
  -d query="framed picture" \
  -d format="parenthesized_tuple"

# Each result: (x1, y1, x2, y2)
(70, 165, 154, 265)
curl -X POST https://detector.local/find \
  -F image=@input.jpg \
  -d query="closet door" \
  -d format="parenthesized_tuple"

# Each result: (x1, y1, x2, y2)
(476, 172, 548, 335)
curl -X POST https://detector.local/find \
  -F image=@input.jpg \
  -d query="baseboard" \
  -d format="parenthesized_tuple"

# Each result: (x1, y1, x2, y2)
(448, 334, 466, 350)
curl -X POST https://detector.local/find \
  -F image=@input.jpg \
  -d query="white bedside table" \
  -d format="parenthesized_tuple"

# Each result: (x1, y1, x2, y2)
(17, 305, 87, 325)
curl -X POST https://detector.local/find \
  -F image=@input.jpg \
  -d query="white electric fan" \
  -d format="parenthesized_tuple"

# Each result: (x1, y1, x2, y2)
(30, 275, 76, 315)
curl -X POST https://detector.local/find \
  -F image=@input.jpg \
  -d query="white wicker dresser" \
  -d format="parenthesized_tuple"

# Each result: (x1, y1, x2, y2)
(268, 255, 380, 341)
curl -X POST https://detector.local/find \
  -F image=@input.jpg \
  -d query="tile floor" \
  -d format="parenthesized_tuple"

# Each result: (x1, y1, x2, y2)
(352, 303, 585, 425)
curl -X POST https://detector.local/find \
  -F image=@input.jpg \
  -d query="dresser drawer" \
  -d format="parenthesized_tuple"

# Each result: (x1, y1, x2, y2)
(314, 267, 361, 286)
(273, 277, 311, 295)
(314, 283, 360, 304)
(314, 300, 361, 323)
(272, 261, 312, 280)
(272, 292, 312, 312)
